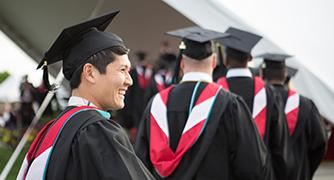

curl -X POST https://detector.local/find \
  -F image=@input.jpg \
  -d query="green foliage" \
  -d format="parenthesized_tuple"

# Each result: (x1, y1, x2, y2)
(0, 71, 10, 84)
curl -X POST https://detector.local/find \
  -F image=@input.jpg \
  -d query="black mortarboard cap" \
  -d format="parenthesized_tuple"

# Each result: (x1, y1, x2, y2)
(287, 66, 298, 78)
(258, 53, 292, 69)
(284, 66, 298, 85)
(166, 26, 228, 83)
(166, 26, 228, 60)
(216, 27, 262, 54)
(37, 10, 125, 90)
(136, 51, 147, 61)
(250, 67, 260, 76)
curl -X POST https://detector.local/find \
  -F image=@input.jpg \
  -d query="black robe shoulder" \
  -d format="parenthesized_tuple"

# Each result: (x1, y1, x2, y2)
(273, 85, 327, 180)
(47, 107, 154, 180)
(225, 78, 290, 180)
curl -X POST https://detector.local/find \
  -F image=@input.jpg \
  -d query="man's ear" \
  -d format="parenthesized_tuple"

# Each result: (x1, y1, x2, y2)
(82, 63, 98, 84)
(284, 68, 288, 79)
(180, 58, 185, 72)
(248, 55, 253, 62)
(211, 54, 217, 69)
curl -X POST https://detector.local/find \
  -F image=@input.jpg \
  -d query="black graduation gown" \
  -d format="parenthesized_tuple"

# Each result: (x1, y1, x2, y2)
(212, 65, 227, 82)
(225, 76, 290, 180)
(144, 78, 159, 106)
(213, 66, 259, 82)
(47, 107, 154, 180)
(144, 72, 172, 105)
(273, 85, 327, 180)
(117, 65, 152, 130)
(135, 82, 269, 180)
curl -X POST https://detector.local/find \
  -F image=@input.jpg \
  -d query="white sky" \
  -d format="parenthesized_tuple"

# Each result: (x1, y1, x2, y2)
(0, 31, 42, 86)
(217, 0, 334, 89)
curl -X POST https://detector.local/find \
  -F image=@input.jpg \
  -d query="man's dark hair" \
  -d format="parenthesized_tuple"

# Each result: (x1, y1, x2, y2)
(262, 67, 286, 82)
(70, 46, 129, 89)
(225, 47, 251, 63)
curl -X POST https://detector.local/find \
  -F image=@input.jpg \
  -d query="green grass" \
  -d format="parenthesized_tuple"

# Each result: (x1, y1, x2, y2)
(0, 143, 30, 180)
(0, 114, 57, 180)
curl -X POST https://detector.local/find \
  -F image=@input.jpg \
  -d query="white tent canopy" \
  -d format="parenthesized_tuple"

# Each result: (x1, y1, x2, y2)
(0, 0, 332, 122)
(164, 0, 334, 123)
(0, 75, 22, 102)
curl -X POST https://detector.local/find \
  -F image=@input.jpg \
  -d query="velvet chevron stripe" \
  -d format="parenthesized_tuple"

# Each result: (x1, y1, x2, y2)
(149, 83, 221, 177)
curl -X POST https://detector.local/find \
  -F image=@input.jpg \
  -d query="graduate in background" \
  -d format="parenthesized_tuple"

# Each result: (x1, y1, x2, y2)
(216, 27, 290, 180)
(135, 26, 269, 180)
(17, 11, 154, 180)
(19, 75, 36, 127)
(212, 44, 228, 81)
(117, 51, 153, 140)
(144, 44, 177, 105)
(260, 53, 327, 180)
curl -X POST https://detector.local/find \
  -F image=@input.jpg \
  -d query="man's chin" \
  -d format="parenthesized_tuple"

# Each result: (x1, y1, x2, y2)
(109, 103, 124, 110)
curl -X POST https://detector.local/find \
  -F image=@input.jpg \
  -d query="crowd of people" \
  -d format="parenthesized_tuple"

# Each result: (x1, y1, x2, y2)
(0, 75, 59, 148)
(15, 11, 329, 180)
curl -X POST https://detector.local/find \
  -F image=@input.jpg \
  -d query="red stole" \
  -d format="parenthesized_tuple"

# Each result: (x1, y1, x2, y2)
(217, 76, 267, 139)
(17, 106, 98, 180)
(285, 89, 300, 135)
(154, 72, 172, 92)
(149, 83, 221, 177)
(136, 65, 152, 89)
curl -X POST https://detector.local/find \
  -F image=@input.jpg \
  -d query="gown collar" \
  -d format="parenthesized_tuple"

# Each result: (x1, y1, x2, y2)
(226, 68, 252, 78)
(68, 96, 111, 119)
(181, 72, 213, 83)
(68, 96, 97, 107)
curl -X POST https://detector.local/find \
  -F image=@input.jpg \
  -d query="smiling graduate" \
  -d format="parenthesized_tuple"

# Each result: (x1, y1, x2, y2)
(17, 11, 154, 180)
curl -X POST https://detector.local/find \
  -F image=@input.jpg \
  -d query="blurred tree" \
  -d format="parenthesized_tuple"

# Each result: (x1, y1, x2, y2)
(0, 71, 10, 84)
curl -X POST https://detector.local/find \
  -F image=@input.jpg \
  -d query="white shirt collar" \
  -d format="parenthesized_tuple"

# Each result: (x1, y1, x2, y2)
(226, 68, 252, 78)
(181, 72, 213, 83)
(68, 96, 97, 107)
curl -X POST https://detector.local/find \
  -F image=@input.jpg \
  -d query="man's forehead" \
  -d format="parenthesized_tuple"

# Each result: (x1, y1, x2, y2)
(111, 54, 131, 67)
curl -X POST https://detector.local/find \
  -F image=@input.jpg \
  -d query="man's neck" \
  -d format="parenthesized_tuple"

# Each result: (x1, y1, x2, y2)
(181, 71, 213, 82)
(267, 79, 285, 85)
(71, 89, 101, 108)
(228, 64, 248, 69)
(183, 68, 212, 76)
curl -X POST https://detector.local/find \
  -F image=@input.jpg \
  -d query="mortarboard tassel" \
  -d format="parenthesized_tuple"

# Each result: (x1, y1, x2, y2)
(42, 60, 52, 91)
(172, 41, 186, 84)
(217, 45, 224, 67)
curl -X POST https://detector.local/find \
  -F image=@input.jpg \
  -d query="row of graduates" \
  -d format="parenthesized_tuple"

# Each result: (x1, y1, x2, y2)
(17, 11, 327, 180)
(119, 26, 328, 179)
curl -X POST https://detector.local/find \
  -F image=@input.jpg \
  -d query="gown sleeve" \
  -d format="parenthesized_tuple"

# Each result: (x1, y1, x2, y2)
(267, 87, 290, 180)
(306, 99, 327, 177)
(226, 95, 270, 180)
(66, 119, 154, 180)
(134, 99, 154, 172)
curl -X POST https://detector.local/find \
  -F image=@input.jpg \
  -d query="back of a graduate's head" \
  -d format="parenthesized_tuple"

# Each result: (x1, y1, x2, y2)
(179, 39, 217, 75)
(181, 53, 217, 75)
(262, 67, 287, 83)
(70, 45, 129, 89)
(225, 47, 252, 67)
